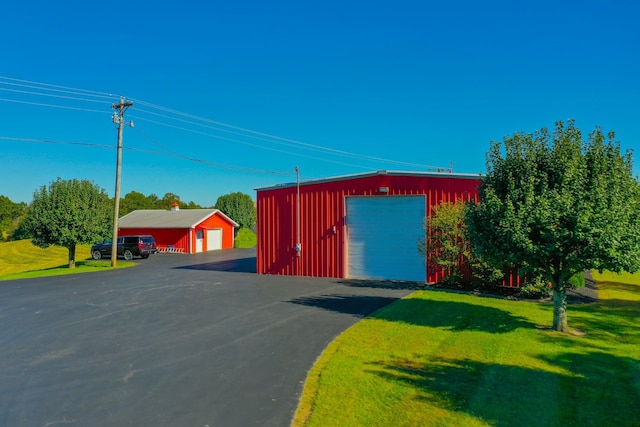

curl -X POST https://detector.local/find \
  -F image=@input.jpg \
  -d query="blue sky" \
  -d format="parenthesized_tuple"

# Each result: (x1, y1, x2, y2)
(1, 0, 639, 206)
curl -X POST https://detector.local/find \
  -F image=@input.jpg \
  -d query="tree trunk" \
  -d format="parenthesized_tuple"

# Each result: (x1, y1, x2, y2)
(68, 244, 76, 269)
(552, 283, 568, 332)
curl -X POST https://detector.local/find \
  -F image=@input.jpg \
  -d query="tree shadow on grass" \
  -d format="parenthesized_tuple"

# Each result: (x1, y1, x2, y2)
(535, 275, 639, 345)
(289, 295, 534, 333)
(595, 279, 640, 295)
(558, 300, 640, 345)
(368, 351, 639, 427)
(27, 260, 107, 271)
(372, 298, 534, 332)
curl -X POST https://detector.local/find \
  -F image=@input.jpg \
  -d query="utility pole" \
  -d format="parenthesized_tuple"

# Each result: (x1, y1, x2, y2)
(295, 166, 301, 274)
(110, 97, 133, 267)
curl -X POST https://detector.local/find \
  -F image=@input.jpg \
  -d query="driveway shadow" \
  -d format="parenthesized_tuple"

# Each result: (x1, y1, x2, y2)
(337, 278, 429, 291)
(175, 256, 257, 273)
(288, 295, 400, 318)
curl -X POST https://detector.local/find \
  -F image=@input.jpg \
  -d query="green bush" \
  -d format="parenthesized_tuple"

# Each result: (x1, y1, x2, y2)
(568, 271, 586, 289)
(518, 280, 551, 299)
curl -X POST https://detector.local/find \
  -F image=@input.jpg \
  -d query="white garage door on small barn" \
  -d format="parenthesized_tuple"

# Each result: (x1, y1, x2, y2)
(346, 195, 426, 282)
(206, 228, 223, 251)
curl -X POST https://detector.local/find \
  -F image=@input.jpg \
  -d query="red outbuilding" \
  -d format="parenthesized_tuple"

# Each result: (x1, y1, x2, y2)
(256, 170, 483, 283)
(118, 204, 239, 254)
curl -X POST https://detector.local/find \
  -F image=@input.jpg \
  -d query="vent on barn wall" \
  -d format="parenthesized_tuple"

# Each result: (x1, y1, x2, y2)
(171, 202, 180, 211)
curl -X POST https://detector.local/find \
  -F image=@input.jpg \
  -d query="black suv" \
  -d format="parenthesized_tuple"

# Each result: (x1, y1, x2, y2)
(91, 235, 158, 260)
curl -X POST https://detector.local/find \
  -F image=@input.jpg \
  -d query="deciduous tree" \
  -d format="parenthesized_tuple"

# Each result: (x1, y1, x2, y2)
(419, 200, 503, 286)
(215, 192, 255, 230)
(119, 191, 202, 215)
(21, 178, 113, 268)
(419, 201, 469, 285)
(120, 191, 157, 215)
(0, 195, 27, 241)
(159, 192, 181, 210)
(466, 120, 640, 331)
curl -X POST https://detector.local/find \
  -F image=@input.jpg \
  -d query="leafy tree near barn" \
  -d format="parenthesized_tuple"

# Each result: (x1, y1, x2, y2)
(419, 200, 502, 286)
(119, 191, 202, 216)
(465, 120, 640, 331)
(21, 178, 113, 268)
(120, 191, 157, 216)
(158, 192, 182, 210)
(0, 195, 27, 241)
(419, 201, 470, 285)
(215, 192, 256, 230)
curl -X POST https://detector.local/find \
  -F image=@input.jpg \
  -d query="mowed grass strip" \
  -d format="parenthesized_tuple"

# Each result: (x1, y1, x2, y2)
(0, 240, 133, 280)
(293, 272, 640, 427)
(234, 227, 257, 248)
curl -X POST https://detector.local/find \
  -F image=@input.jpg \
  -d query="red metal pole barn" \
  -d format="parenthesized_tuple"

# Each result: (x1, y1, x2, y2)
(256, 171, 502, 284)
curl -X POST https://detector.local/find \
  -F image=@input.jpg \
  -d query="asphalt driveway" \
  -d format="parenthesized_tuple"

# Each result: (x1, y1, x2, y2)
(0, 248, 414, 426)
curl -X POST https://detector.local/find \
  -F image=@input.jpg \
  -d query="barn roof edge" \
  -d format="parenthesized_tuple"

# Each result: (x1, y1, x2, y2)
(254, 170, 484, 192)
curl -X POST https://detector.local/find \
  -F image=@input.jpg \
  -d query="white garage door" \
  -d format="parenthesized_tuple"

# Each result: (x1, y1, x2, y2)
(207, 229, 223, 251)
(346, 195, 426, 282)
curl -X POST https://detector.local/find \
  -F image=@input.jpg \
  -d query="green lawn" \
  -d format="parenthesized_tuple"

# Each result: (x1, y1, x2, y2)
(0, 240, 133, 280)
(294, 271, 640, 426)
(235, 227, 257, 248)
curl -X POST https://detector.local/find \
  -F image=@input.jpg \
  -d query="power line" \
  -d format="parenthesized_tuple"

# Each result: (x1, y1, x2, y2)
(130, 127, 293, 174)
(0, 75, 452, 171)
(1, 76, 440, 168)
(128, 115, 377, 170)
(130, 125, 185, 158)
(0, 80, 116, 102)
(132, 101, 438, 168)
(0, 136, 114, 149)
(0, 76, 118, 99)
(0, 136, 295, 175)
(0, 87, 114, 105)
(1, 89, 400, 168)
(0, 97, 109, 114)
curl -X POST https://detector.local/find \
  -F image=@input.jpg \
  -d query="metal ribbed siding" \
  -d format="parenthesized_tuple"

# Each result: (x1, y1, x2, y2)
(256, 172, 482, 282)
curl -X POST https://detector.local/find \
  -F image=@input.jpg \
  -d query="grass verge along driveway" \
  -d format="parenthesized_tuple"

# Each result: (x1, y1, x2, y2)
(293, 271, 640, 427)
